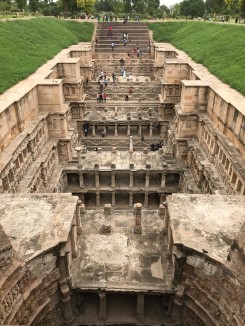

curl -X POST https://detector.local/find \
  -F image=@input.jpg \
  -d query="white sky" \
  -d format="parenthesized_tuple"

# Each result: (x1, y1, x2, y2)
(160, 0, 181, 8)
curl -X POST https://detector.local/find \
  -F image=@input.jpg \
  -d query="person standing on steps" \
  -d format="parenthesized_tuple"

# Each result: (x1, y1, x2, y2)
(111, 42, 115, 50)
(125, 94, 129, 101)
(112, 72, 116, 84)
(103, 93, 107, 103)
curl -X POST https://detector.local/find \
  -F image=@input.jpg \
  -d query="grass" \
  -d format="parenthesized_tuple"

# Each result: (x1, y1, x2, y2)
(149, 22, 245, 96)
(0, 18, 94, 94)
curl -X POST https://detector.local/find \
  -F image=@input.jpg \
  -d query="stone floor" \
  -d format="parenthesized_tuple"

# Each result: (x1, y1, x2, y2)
(71, 208, 173, 293)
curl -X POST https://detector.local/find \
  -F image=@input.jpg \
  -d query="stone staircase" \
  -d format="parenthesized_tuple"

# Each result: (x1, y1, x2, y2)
(95, 22, 150, 53)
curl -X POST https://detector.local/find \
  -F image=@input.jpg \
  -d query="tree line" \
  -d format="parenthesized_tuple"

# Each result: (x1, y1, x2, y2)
(0, 0, 244, 19)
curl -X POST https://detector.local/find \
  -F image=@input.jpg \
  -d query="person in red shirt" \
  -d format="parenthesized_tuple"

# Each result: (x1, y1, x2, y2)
(103, 93, 107, 103)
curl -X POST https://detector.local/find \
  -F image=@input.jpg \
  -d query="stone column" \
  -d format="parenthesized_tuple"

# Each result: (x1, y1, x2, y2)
(102, 204, 112, 233)
(159, 203, 168, 236)
(75, 147, 82, 168)
(63, 173, 68, 188)
(59, 249, 70, 279)
(171, 285, 185, 323)
(96, 192, 100, 207)
(114, 124, 118, 136)
(76, 200, 82, 235)
(145, 172, 150, 188)
(129, 171, 134, 188)
(138, 123, 142, 136)
(172, 248, 185, 288)
(127, 123, 131, 136)
(79, 172, 84, 188)
(161, 172, 166, 189)
(144, 192, 149, 207)
(112, 192, 115, 206)
(134, 203, 142, 234)
(92, 124, 96, 137)
(149, 123, 153, 137)
(59, 278, 74, 324)
(129, 136, 133, 153)
(95, 171, 100, 188)
(136, 294, 144, 323)
(70, 223, 78, 258)
(129, 192, 133, 207)
(99, 292, 107, 321)
(111, 172, 116, 188)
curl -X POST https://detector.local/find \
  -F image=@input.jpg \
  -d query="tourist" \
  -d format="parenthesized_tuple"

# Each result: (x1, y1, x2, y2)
(128, 87, 133, 95)
(104, 79, 108, 89)
(121, 67, 125, 76)
(123, 38, 127, 46)
(108, 25, 113, 36)
(125, 94, 129, 101)
(128, 74, 133, 82)
(103, 93, 107, 103)
(97, 93, 100, 103)
(123, 69, 126, 79)
(99, 83, 103, 92)
(99, 93, 103, 103)
(112, 72, 116, 84)
(141, 134, 144, 142)
(102, 130, 106, 137)
(120, 58, 125, 66)
(111, 42, 115, 50)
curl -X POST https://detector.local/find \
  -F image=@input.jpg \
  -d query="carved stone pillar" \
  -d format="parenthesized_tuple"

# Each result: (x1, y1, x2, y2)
(112, 192, 115, 206)
(59, 278, 74, 324)
(127, 123, 131, 136)
(92, 124, 96, 137)
(99, 291, 107, 321)
(159, 203, 168, 235)
(136, 294, 144, 322)
(129, 136, 133, 153)
(161, 172, 166, 189)
(96, 192, 100, 207)
(76, 200, 82, 235)
(171, 285, 185, 323)
(75, 147, 82, 168)
(79, 172, 84, 188)
(149, 123, 153, 137)
(111, 172, 116, 188)
(172, 248, 185, 288)
(115, 124, 118, 136)
(70, 223, 78, 258)
(129, 171, 134, 188)
(145, 172, 150, 188)
(95, 171, 100, 189)
(134, 203, 142, 233)
(129, 192, 133, 207)
(59, 245, 70, 279)
(138, 123, 142, 136)
(144, 192, 149, 207)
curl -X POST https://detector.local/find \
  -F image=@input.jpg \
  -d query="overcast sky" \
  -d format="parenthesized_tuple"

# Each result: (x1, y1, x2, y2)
(160, 0, 181, 8)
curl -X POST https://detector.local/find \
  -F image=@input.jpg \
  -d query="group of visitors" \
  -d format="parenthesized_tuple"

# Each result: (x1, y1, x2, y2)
(97, 70, 108, 103)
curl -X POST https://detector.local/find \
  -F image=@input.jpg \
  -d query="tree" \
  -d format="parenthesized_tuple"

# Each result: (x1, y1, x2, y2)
(239, 0, 245, 15)
(15, 0, 27, 11)
(123, 0, 132, 13)
(29, 0, 39, 12)
(147, 0, 160, 16)
(0, 0, 11, 12)
(170, 3, 180, 17)
(77, 0, 95, 13)
(205, 0, 225, 13)
(180, 0, 205, 17)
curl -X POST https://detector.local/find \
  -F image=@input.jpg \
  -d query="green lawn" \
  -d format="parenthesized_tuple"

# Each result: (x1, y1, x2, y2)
(149, 22, 245, 96)
(0, 18, 94, 94)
